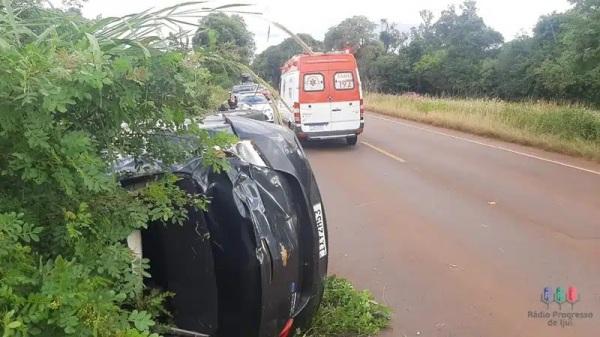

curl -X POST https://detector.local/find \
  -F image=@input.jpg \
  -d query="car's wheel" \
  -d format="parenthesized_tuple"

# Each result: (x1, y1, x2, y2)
(346, 135, 358, 146)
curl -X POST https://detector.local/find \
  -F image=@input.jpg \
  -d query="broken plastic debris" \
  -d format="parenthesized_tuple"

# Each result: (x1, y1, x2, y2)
(280, 243, 289, 267)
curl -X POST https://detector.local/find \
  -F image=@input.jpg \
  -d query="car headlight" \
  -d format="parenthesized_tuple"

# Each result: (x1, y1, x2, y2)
(264, 108, 274, 118)
(232, 140, 266, 167)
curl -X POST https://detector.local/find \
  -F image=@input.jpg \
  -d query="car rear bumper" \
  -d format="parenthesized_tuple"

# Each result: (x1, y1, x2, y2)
(293, 123, 364, 140)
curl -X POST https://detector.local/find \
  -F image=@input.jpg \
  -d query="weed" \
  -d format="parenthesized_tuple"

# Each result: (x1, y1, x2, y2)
(301, 276, 391, 337)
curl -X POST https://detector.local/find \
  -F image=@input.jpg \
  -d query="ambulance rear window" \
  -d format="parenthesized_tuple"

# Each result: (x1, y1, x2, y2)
(304, 73, 324, 92)
(334, 72, 355, 90)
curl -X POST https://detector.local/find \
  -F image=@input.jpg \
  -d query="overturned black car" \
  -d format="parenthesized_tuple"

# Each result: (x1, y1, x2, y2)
(116, 116, 328, 337)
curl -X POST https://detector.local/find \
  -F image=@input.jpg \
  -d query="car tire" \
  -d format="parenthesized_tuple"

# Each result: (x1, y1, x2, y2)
(346, 135, 358, 146)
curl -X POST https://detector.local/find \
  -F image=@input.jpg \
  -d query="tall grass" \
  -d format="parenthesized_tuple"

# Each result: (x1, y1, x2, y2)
(366, 93, 600, 162)
(301, 276, 391, 337)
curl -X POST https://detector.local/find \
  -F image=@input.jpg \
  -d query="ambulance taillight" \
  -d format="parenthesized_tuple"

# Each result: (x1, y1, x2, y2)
(293, 102, 301, 124)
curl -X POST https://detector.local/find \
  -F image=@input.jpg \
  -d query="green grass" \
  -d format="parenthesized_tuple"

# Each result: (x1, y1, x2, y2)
(365, 93, 600, 162)
(301, 276, 391, 337)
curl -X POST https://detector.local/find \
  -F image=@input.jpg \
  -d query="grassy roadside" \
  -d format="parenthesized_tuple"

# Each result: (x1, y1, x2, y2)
(301, 276, 391, 337)
(365, 93, 600, 162)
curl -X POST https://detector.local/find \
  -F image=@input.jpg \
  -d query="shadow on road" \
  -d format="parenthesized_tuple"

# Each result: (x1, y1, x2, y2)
(301, 139, 357, 152)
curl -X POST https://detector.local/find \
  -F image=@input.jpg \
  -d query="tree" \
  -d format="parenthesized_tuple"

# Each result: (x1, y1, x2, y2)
(193, 12, 255, 64)
(379, 19, 405, 53)
(371, 54, 412, 92)
(323, 16, 382, 89)
(530, 1, 600, 103)
(484, 36, 536, 98)
(355, 40, 386, 90)
(405, 1, 503, 95)
(324, 16, 377, 52)
(252, 33, 322, 86)
(0, 3, 235, 336)
(483, 1, 600, 104)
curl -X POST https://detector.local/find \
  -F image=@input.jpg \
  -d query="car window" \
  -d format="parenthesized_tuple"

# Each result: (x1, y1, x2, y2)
(334, 72, 355, 90)
(304, 73, 324, 92)
(239, 95, 268, 104)
(232, 83, 259, 94)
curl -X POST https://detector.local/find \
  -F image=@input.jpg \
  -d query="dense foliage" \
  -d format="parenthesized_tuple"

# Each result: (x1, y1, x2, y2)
(193, 12, 256, 65)
(252, 33, 322, 86)
(486, 0, 600, 104)
(0, 2, 235, 337)
(255, 0, 600, 106)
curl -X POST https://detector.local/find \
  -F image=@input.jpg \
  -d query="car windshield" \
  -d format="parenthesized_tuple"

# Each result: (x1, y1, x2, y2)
(239, 95, 268, 104)
(232, 84, 259, 93)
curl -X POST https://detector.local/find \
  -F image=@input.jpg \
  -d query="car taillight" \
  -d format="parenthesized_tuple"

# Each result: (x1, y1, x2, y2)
(293, 102, 301, 124)
(360, 98, 364, 119)
(279, 319, 294, 337)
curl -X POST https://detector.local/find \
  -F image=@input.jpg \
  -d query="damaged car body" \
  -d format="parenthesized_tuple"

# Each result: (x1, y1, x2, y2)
(116, 116, 328, 337)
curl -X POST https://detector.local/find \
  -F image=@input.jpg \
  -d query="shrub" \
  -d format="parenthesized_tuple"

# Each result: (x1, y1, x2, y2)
(0, 2, 235, 336)
(301, 276, 391, 337)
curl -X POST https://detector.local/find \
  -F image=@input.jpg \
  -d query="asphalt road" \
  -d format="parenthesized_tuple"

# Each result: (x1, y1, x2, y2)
(303, 113, 600, 337)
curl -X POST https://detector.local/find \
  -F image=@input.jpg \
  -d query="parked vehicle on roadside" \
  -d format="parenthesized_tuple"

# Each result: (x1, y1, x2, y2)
(237, 93, 275, 122)
(116, 115, 328, 337)
(280, 52, 364, 145)
(232, 82, 260, 95)
(211, 108, 270, 123)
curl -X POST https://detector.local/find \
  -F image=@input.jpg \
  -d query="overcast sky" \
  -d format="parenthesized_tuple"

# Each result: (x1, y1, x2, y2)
(80, 0, 573, 53)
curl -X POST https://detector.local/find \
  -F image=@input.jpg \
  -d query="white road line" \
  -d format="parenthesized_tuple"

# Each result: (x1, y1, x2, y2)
(362, 141, 407, 163)
(368, 114, 600, 176)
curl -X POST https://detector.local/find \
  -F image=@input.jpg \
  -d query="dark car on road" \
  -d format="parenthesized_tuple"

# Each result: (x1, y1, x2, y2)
(116, 116, 328, 337)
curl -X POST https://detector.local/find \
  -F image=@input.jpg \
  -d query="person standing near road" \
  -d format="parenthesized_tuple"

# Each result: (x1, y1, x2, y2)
(227, 92, 238, 109)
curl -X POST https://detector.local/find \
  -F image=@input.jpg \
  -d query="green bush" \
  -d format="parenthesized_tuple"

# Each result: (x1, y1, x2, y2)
(301, 276, 391, 337)
(0, 2, 235, 337)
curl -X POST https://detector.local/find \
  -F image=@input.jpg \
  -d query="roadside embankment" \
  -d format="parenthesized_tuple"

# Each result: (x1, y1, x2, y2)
(365, 93, 600, 162)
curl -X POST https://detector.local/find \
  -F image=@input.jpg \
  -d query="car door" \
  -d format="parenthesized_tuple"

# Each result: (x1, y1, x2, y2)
(299, 72, 331, 130)
(329, 70, 361, 129)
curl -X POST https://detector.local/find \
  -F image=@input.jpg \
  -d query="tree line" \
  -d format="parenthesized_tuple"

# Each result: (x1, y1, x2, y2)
(252, 0, 600, 106)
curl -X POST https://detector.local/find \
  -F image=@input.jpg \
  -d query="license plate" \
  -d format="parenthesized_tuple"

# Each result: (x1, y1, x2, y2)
(307, 124, 326, 131)
(313, 203, 327, 258)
